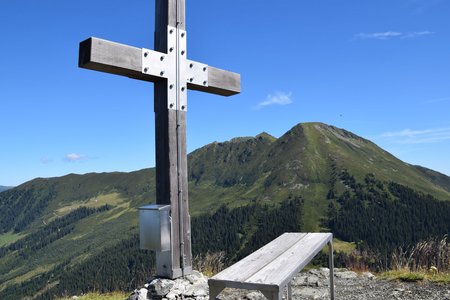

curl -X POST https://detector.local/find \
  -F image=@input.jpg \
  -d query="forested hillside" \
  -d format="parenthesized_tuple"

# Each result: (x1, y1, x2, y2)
(328, 171, 450, 257)
(0, 197, 303, 299)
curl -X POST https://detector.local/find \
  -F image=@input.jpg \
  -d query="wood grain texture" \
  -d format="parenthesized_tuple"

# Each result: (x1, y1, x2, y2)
(212, 233, 307, 282)
(187, 65, 241, 96)
(154, 0, 192, 276)
(79, 37, 152, 81)
(79, 38, 240, 97)
(209, 232, 333, 300)
(246, 233, 331, 287)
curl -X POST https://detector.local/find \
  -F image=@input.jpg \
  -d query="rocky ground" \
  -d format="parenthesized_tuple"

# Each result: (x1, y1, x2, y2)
(129, 269, 450, 300)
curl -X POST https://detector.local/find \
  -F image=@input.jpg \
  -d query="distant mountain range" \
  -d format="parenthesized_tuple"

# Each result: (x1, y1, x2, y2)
(0, 186, 12, 193)
(1, 122, 449, 299)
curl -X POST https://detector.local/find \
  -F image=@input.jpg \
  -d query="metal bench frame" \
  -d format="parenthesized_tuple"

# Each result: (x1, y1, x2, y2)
(208, 232, 335, 300)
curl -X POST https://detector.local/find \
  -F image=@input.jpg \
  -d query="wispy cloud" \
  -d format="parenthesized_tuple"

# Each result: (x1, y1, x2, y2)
(403, 31, 434, 39)
(379, 127, 450, 144)
(255, 92, 293, 109)
(355, 31, 434, 40)
(64, 153, 89, 162)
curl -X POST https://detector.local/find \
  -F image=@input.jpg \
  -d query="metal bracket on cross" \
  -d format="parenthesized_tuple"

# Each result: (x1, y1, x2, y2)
(141, 26, 209, 111)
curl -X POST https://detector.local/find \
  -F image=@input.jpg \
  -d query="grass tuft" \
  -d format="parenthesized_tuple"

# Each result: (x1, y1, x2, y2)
(57, 292, 128, 300)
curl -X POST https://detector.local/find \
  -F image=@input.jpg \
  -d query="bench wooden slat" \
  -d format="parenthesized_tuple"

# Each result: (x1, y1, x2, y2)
(212, 233, 307, 282)
(246, 233, 331, 286)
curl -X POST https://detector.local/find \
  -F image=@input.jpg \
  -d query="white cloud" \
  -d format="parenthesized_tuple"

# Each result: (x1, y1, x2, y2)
(379, 127, 450, 144)
(65, 153, 88, 162)
(355, 31, 402, 40)
(355, 31, 434, 40)
(402, 31, 434, 39)
(255, 92, 293, 109)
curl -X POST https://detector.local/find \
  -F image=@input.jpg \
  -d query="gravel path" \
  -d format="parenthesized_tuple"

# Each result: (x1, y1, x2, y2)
(130, 269, 450, 300)
(217, 269, 450, 300)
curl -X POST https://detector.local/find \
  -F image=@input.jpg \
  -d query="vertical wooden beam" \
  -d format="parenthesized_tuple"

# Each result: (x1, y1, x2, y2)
(154, 0, 191, 278)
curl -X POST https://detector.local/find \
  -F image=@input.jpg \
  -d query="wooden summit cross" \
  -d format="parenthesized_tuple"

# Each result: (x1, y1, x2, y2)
(78, 0, 240, 279)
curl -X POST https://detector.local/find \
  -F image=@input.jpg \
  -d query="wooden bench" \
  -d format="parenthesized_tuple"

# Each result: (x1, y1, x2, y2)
(208, 232, 334, 300)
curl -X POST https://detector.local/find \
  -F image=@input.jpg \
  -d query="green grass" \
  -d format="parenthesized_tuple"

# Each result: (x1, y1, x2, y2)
(57, 292, 128, 300)
(0, 231, 25, 247)
(380, 270, 450, 283)
(55, 193, 126, 216)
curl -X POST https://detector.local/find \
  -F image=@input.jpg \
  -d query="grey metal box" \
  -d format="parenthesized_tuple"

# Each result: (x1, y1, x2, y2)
(139, 204, 171, 251)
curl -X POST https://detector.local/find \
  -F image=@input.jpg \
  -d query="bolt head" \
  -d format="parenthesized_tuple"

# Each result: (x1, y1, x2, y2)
(181, 50, 185, 55)
(144, 52, 148, 57)
(160, 56, 164, 61)
(181, 87, 185, 92)
(160, 71, 165, 76)
(169, 84, 174, 89)
(144, 68, 148, 73)
(169, 47, 174, 52)
(181, 32, 185, 38)
(190, 63, 194, 68)
(203, 81, 207, 85)
(203, 67, 207, 72)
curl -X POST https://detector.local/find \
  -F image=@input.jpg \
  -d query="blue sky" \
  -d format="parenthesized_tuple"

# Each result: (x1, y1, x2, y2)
(1, 0, 449, 186)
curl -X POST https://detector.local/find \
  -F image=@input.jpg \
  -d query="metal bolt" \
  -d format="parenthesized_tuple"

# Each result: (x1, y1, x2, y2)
(169, 29, 174, 34)
(181, 50, 185, 55)
(144, 52, 148, 57)
(169, 84, 174, 89)
(203, 67, 207, 72)
(181, 32, 185, 38)
(181, 87, 185, 92)
(170, 103, 174, 108)
(169, 47, 174, 52)
(190, 63, 194, 68)
(144, 67, 148, 73)
(203, 81, 207, 85)
(189, 78, 194, 82)
(181, 105, 186, 110)
(160, 71, 165, 76)
(160, 56, 164, 61)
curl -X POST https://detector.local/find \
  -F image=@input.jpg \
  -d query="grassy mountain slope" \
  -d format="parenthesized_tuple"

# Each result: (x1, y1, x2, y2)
(1, 122, 450, 297)
(189, 122, 450, 228)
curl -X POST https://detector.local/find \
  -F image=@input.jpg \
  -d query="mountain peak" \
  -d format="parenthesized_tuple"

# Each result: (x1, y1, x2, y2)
(256, 132, 277, 143)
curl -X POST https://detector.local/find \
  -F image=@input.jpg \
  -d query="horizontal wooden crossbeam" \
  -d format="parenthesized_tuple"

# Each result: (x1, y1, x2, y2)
(79, 37, 240, 96)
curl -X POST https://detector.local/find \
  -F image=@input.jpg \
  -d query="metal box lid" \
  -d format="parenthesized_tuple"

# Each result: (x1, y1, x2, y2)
(139, 204, 171, 211)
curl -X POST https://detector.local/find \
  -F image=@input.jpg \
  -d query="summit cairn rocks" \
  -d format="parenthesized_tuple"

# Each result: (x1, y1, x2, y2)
(129, 270, 209, 300)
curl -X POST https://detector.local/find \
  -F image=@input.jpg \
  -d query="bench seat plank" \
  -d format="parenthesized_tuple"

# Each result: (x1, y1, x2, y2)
(246, 233, 331, 287)
(208, 232, 334, 300)
(212, 233, 307, 283)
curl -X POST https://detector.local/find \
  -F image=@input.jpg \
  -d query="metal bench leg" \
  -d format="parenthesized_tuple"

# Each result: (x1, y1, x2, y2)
(328, 241, 335, 300)
(209, 284, 225, 300)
